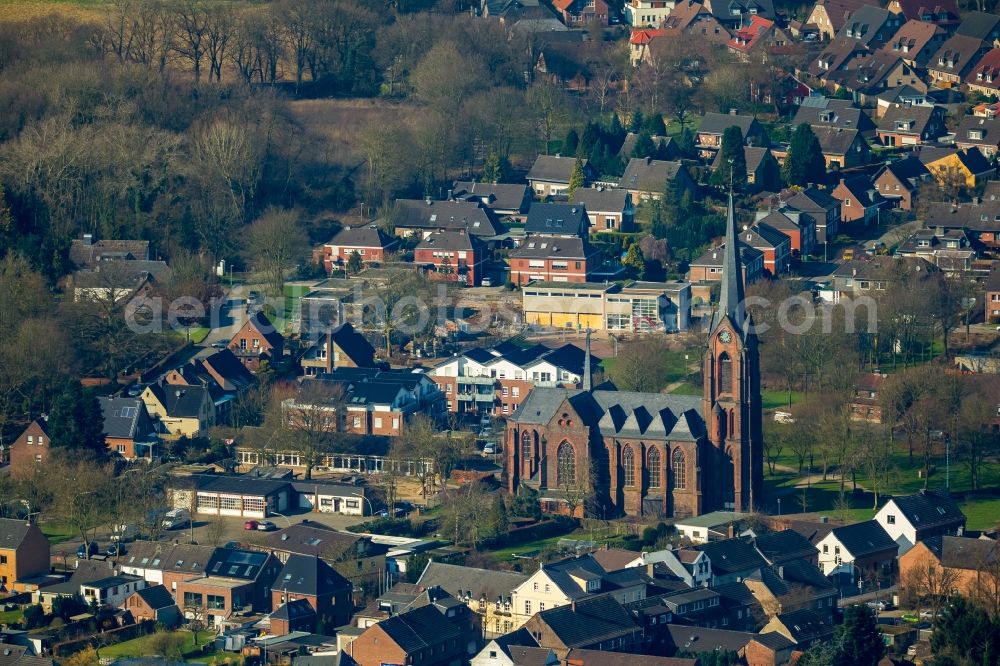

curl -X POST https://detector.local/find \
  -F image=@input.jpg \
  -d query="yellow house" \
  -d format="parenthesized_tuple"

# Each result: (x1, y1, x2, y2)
(522, 280, 691, 333)
(923, 147, 995, 190)
(141, 383, 214, 438)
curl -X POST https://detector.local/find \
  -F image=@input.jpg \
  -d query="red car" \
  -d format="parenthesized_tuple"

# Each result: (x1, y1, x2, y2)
(243, 520, 258, 530)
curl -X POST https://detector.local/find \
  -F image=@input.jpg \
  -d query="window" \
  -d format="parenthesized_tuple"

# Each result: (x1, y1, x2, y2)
(34, 455, 41, 463)
(718, 352, 733, 394)
(0, 556, 6, 565)
(207, 594, 226, 610)
(240, 339, 247, 350)
(522, 432, 532, 462)
(352, 416, 361, 429)
(844, 198, 851, 207)
(183, 592, 203, 607)
(545, 584, 550, 593)
(539, 603, 545, 611)
(512, 387, 520, 397)
(823, 544, 829, 553)
(446, 384, 452, 394)
(648, 447, 661, 489)
(557, 442, 576, 486)
(525, 600, 532, 614)
(887, 515, 896, 524)
(623, 445, 635, 487)
(672, 449, 687, 490)
(533, 582, 538, 591)
(374, 417, 382, 429)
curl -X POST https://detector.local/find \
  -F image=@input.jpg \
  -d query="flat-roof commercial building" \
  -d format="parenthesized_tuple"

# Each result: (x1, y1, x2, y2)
(522, 280, 690, 333)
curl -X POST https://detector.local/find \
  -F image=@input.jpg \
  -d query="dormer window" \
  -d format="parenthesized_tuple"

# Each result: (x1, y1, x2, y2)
(969, 130, 983, 140)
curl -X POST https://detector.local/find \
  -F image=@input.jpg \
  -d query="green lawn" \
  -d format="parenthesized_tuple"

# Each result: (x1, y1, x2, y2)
(0, 609, 23, 626)
(668, 382, 702, 396)
(40, 521, 75, 545)
(187, 327, 209, 344)
(958, 497, 1000, 531)
(761, 389, 804, 410)
(489, 534, 577, 561)
(99, 630, 221, 662)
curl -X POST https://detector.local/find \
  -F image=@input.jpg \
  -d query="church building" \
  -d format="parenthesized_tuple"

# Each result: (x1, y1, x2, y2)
(504, 194, 763, 518)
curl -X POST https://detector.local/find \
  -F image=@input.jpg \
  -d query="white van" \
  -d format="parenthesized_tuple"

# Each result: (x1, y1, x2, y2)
(110, 524, 140, 542)
(162, 508, 191, 530)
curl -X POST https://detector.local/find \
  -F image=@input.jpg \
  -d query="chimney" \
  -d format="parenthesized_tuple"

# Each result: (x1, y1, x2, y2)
(729, 108, 738, 115)
(727, 523, 736, 539)
(447, 189, 453, 200)
(82, 233, 94, 245)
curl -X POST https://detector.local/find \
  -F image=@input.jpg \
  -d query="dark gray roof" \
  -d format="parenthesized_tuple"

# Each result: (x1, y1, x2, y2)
(876, 156, 930, 189)
(939, 535, 999, 569)
(0, 519, 35, 550)
(254, 523, 383, 561)
(73, 260, 171, 290)
(133, 584, 177, 610)
(957, 115, 1000, 147)
(889, 490, 966, 531)
(619, 158, 687, 194)
(698, 112, 760, 137)
(511, 235, 591, 260)
(525, 203, 590, 237)
(694, 538, 768, 575)
(205, 547, 271, 581)
(326, 225, 397, 250)
(690, 243, 764, 268)
(99, 397, 154, 440)
(416, 562, 528, 602)
(569, 188, 631, 215)
(781, 187, 839, 214)
(69, 238, 149, 268)
(394, 199, 504, 237)
(745, 223, 790, 250)
(527, 155, 588, 184)
(534, 595, 638, 648)
(452, 181, 531, 215)
(617, 133, 679, 160)
(929, 33, 989, 74)
(271, 598, 316, 621)
(812, 126, 862, 156)
(878, 104, 943, 135)
(749, 529, 819, 565)
(956, 11, 1000, 41)
(375, 604, 463, 654)
(835, 175, 884, 209)
(146, 383, 209, 419)
(751, 631, 796, 651)
(289, 480, 365, 498)
(705, 0, 776, 22)
(0, 645, 52, 666)
(771, 608, 833, 643)
(415, 229, 483, 252)
(836, 4, 901, 46)
(273, 554, 351, 597)
(190, 474, 291, 498)
(830, 520, 897, 557)
(661, 624, 755, 653)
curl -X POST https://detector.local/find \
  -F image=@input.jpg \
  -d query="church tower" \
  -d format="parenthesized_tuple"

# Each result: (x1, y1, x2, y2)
(702, 192, 763, 513)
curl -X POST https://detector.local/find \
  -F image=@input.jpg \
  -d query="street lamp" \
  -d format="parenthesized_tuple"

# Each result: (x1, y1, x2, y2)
(268, 511, 292, 528)
(777, 498, 781, 516)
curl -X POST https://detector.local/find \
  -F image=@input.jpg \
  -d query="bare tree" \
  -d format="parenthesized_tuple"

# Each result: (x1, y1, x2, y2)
(204, 5, 234, 82)
(246, 207, 308, 296)
(273, 380, 345, 480)
(900, 558, 961, 619)
(173, 0, 210, 84)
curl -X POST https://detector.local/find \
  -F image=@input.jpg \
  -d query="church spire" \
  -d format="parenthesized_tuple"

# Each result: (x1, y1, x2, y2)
(717, 189, 745, 329)
(583, 329, 592, 392)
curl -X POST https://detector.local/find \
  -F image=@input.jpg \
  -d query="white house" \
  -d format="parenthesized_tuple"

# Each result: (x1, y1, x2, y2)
(675, 511, 748, 544)
(471, 639, 557, 666)
(80, 574, 146, 608)
(292, 480, 368, 516)
(873, 490, 966, 551)
(625, 0, 676, 26)
(625, 548, 713, 588)
(815, 521, 898, 583)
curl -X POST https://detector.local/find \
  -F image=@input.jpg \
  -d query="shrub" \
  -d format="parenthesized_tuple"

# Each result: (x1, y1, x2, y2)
(22, 605, 45, 629)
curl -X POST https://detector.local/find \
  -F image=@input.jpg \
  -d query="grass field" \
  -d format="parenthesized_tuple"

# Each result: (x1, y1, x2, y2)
(40, 521, 75, 545)
(0, 609, 23, 626)
(0, 0, 106, 22)
(99, 630, 227, 663)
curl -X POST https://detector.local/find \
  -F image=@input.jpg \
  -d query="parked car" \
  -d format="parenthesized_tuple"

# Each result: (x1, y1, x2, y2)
(867, 600, 891, 611)
(481, 276, 493, 287)
(77, 542, 98, 559)
(244, 520, 259, 530)
(256, 520, 276, 532)
(919, 609, 938, 619)
(110, 524, 140, 543)
(211, 340, 228, 349)
(483, 443, 496, 455)
(106, 543, 125, 557)
(161, 509, 191, 530)
(479, 415, 491, 427)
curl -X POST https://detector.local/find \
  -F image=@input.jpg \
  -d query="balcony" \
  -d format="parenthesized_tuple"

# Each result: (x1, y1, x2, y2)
(474, 393, 496, 403)
(458, 375, 496, 386)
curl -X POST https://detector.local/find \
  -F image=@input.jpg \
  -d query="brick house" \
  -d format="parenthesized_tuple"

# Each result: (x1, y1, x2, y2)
(174, 548, 281, 627)
(966, 47, 1000, 97)
(0, 518, 51, 593)
(451, 181, 532, 222)
(954, 115, 1000, 158)
(269, 598, 315, 636)
(347, 595, 482, 666)
(689, 244, 765, 286)
(570, 189, 635, 232)
(872, 156, 931, 211)
(300, 322, 376, 377)
(985, 265, 1000, 323)
(414, 229, 486, 286)
(99, 396, 158, 460)
(927, 34, 990, 87)
(509, 236, 597, 286)
(317, 225, 399, 274)
(121, 585, 181, 626)
(812, 126, 871, 170)
(898, 535, 999, 599)
(776, 187, 841, 244)
(760, 609, 834, 651)
(741, 224, 792, 276)
(806, 0, 880, 40)
(9, 420, 50, 478)
(831, 176, 885, 225)
(881, 19, 947, 67)
(228, 312, 284, 372)
(393, 199, 505, 240)
(877, 104, 948, 147)
(753, 210, 816, 257)
(849, 373, 886, 423)
(523, 595, 642, 659)
(552, 0, 609, 25)
(816, 520, 897, 584)
(271, 554, 353, 629)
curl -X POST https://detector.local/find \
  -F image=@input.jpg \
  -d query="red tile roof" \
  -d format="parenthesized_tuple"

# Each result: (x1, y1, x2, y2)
(967, 47, 1000, 88)
(630, 28, 667, 44)
(728, 15, 774, 53)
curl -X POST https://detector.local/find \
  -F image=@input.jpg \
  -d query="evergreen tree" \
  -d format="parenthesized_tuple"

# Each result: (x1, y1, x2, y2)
(580, 121, 603, 155)
(631, 132, 657, 159)
(483, 151, 506, 183)
(568, 156, 585, 198)
(607, 112, 625, 147)
(629, 109, 644, 133)
(710, 126, 747, 189)
(562, 129, 579, 156)
(783, 123, 826, 187)
(623, 243, 644, 273)
(677, 127, 695, 157)
(644, 112, 667, 136)
(837, 604, 885, 666)
(48, 380, 105, 454)
(347, 250, 363, 274)
(931, 596, 1000, 666)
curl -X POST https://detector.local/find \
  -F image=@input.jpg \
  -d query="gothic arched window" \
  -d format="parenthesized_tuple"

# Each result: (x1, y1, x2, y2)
(521, 431, 532, 462)
(647, 447, 661, 489)
(557, 441, 576, 486)
(622, 445, 635, 487)
(718, 352, 733, 395)
(672, 449, 687, 490)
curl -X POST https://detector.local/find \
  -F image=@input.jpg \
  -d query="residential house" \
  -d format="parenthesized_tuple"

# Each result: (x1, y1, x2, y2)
(752, 210, 816, 257)
(830, 255, 938, 301)
(923, 198, 1000, 252)
(727, 16, 789, 62)
(393, 199, 505, 240)
(509, 236, 596, 286)
(625, 586, 745, 634)
(693, 538, 768, 586)
(743, 562, 838, 622)
(122, 585, 181, 626)
(528, 156, 596, 198)
(317, 226, 399, 274)
(0, 518, 50, 593)
(805, 0, 879, 40)
(921, 146, 996, 190)
(741, 224, 792, 276)
(743, 633, 797, 666)
(759, 609, 834, 650)
(956, 10, 1000, 42)
(816, 520, 898, 583)
(250, 522, 388, 587)
(881, 19, 946, 67)
(271, 554, 353, 628)
(564, 650, 697, 666)
(9, 420, 50, 477)
(415, 229, 486, 286)
(835, 5, 903, 49)
(778, 187, 841, 244)
(659, 625, 759, 662)
(660, 1, 731, 41)
(849, 373, 886, 423)
(141, 383, 214, 438)
(827, 50, 926, 105)
(79, 574, 146, 609)
(510, 553, 649, 628)
(895, 228, 975, 274)
(629, 27, 668, 65)
(695, 112, 769, 159)
(35, 560, 121, 611)
(689, 244, 765, 287)
(522, 595, 642, 659)
(552, 0, 609, 25)
(618, 158, 696, 201)
(712, 148, 780, 192)
(872, 156, 931, 210)
(452, 182, 533, 222)
(887, 0, 959, 28)
(535, 45, 593, 93)
(875, 85, 933, 117)
(71, 260, 171, 305)
(268, 598, 316, 636)
(792, 97, 877, 138)
(300, 322, 376, 377)
(472, 632, 556, 666)
(521, 281, 690, 334)
(228, 312, 284, 372)
(170, 474, 292, 519)
(831, 176, 885, 225)
(416, 561, 530, 638)
(624, 548, 713, 588)
(967, 48, 1000, 100)
(927, 34, 990, 87)
(117, 541, 217, 590)
(617, 133, 680, 162)
(174, 548, 281, 626)
(955, 115, 1000, 157)
(69, 234, 149, 268)
(808, 37, 869, 85)
(99, 396, 158, 460)
(874, 490, 966, 549)
(749, 529, 821, 567)
(877, 104, 948, 146)
(702, 0, 776, 30)
(164, 349, 257, 426)
(525, 203, 590, 238)
(986, 265, 1000, 322)
(812, 126, 870, 169)
(625, 0, 676, 26)
(898, 535, 999, 598)
(430, 341, 599, 417)
(347, 595, 482, 666)
(291, 479, 369, 515)
(570, 189, 635, 232)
